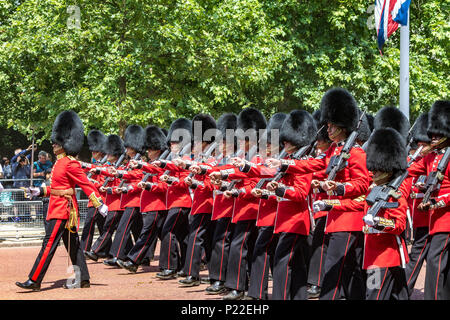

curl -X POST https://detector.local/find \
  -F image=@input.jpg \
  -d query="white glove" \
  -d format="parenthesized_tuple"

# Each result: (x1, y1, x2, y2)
(312, 200, 331, 213)
(22, 186, 41, 199)
(363, 214, 375, 227)
(98, 204, 108, 217)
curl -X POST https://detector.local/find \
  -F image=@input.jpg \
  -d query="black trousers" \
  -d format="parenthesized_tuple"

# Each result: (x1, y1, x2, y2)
(224, 220, 258, 292)
(182, 212, 214, 278)
(28, 219, 89, 284)
(307, 216, 328, 287)
(109, 207, 143, 260)
(366, 267, 409, 300)
(208, 217, 234, 282)
(127, 210, 167, 265)
(158, 207, 190, 271)
(247, 226, 279, 299)
(405, 227, 430, 295)
(91, 210, 122, 257)
(272, 232, 309, 300)
(424, 232, 450, 300)
(319, 231, 366, 300)
(80, 206, 106, 253)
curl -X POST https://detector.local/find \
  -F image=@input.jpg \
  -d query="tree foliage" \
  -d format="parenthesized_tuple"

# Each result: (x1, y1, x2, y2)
(0, 0, 448, 141)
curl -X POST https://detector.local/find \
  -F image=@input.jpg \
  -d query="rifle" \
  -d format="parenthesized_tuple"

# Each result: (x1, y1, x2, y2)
(116, 152, 142, 193)
(225, 143, 259, 192)
(141, 149, 170, 190)
(362, 145, 426, 227)
(187, 141, 218, 179)
(162, 142, 192, 183)
(326, 112, 365, 181)
(421, 146, 450, 205)
(101, 152, 127, 191)
(87, 155, 109, 179)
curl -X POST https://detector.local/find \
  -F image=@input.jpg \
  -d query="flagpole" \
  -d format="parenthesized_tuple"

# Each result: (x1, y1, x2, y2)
(399, 6, 410, 120)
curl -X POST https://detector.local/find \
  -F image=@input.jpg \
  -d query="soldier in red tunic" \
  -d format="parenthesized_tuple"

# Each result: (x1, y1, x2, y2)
(266, 88, 370, 300)
(16, 110, 107, 291)
(117, 125, 169, 272)
(80, 129, 107, 254)
(408, 100, 450, 300)
(154, 118, 193, 280)
(85, 134, 126, 261)
(404, 113, 432, 296)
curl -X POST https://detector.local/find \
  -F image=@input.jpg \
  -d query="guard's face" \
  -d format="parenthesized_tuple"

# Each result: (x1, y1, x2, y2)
(52, 143, 63, 155)
(327, 123, 345, 142)
(170, 142, 180, 154)
(92, 151, 103, 161)
(147, 149, 160, 161)
(126, 147, 136, 158)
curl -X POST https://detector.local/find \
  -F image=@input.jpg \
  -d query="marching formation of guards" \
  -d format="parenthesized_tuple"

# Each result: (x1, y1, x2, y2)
(15, 87, 450, 300)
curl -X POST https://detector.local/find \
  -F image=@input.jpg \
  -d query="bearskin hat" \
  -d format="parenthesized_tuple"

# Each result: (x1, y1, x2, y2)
(87, 129, 107, 153)
(166, 118, 192, 147)
(260, 113, 287, 145)
(366, 114, 375, 132)
(280, 110, 318, 148)
(51, 110, 85, 156)
(123, 124, 145, 153)
(319, 88, 359, 133)
(105, 134, 125, 157)
(161, 128, 168, 137)
(312, 109, 330, 142)
(357, 111, 372, 143)
(192, 113, 217, 143)
(217, 113, 238, 138)
(144, 125, 167, 151)
(236, 107, 267, 141)
(411, 113, 431, 144)
(373, 106, 410, 140)
(366, 128, 407, 173)
(427, 100, 450, 139)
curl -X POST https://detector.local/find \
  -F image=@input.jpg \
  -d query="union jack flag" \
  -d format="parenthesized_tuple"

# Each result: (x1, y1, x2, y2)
(375, 0, 411, 52)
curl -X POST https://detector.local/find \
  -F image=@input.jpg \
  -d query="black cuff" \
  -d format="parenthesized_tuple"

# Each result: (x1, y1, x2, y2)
(335, 184, 345, 196)
(136, 163, 143, 169)
(275, 187, 286, 198)
(280, 163, 289, 173)
(241, 162, 251, 173)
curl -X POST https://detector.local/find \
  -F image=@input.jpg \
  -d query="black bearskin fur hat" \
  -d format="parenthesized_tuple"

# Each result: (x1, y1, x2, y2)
(144, 125, 168, 151)
(123, 124, 145, 153)
(105, 134, 125, 157)
(319, 88, 359, 133)
(357, 111, 372, 143)
(280, 110, 317, 148)
(166, 118, 192, 147)
(87, 130, 107, 153)
(236, 107, 267, 141)
(192, 113, 217, 143)
(412, 113, 431, 144)
(366, 128, 407, 173)
(261, 113, 287, 145)
(312, 109, 330, 142)
(427, 100, 450, 139)
(373, 106, 410, 140)
(51, 110, 85, 156)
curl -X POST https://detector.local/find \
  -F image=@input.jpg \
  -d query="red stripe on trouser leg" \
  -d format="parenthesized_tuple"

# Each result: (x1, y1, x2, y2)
(259, 234, 274, 299)
(168, 208, 182, 269)
(218, 220, 231, 281)
(435, 235, 449, 300)
(84, 209, 98, 251)
(317, 234, 326, 286)
(115, 208, 135, 257)
(376, 268, 388, 300)
(332, 233, 351, 300)
(188, 214, 205, 275)
(135, 212, 159, 262)
(236, 223, 251, 290)
(283, 235, 298, 300)
(407, 238, 428, 285)
(31, 220, 63, 282)
(94, 211, 118, 254)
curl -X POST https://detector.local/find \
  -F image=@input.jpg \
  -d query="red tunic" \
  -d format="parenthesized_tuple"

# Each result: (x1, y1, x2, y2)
(274, 171, 313, 235)
(408, 149, 450, 234)
(43, 154, 102, 221)
(139, 166, 168, 212)
(162, 157, 193, 209)
(281, 143, 369, 233)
